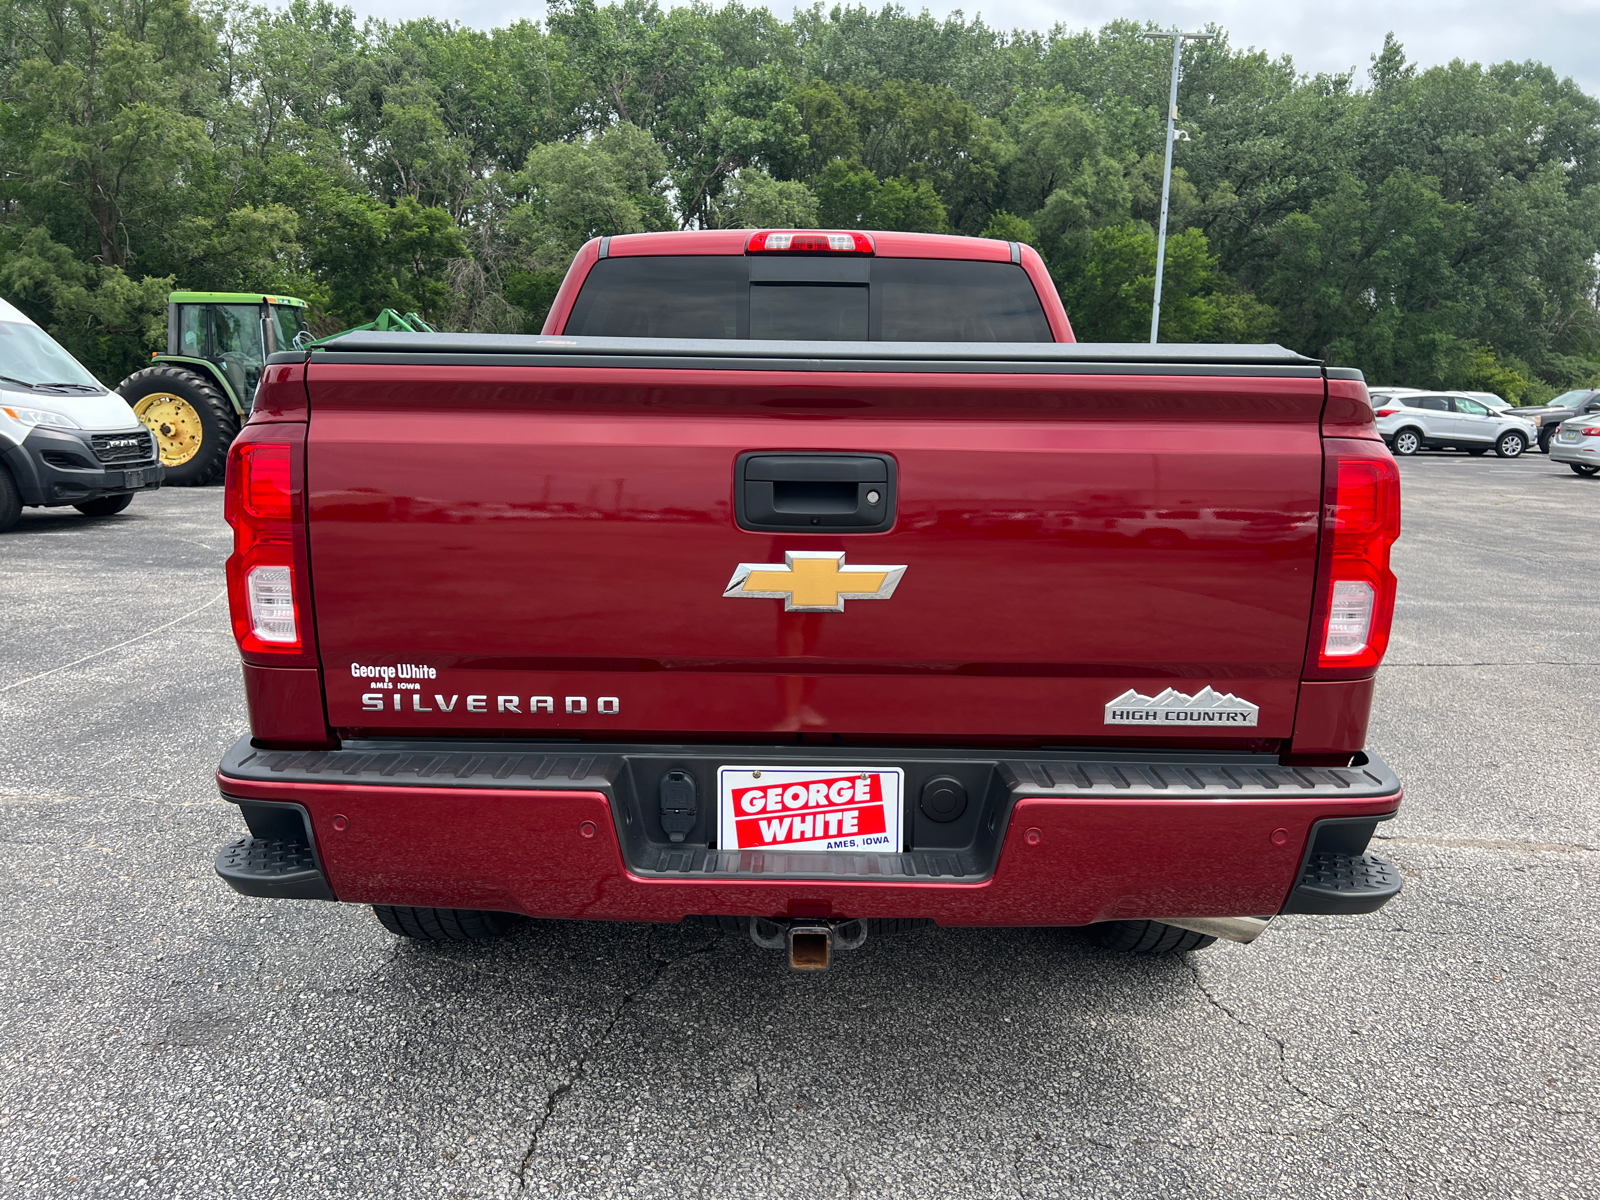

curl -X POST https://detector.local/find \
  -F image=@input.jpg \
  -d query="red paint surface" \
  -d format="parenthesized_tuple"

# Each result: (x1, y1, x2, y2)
(1323, 377, 1380, 440)
(241, 664, 332, 745)
(540, 237, 603, 335)
(220, 774, 1400, 924)
(304, 364, 1327, 742)
(249, 362, 308, 422)
(1288, 677, 1377, 761)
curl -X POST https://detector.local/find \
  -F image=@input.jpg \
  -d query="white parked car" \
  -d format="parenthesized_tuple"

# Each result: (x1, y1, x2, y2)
(1371, 391, 1539, 458)
(0, 297, 163, 532)
(1548, 413, 1600, 477)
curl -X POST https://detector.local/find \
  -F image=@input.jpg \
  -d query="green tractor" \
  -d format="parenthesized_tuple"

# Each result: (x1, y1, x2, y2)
(117, 293, 438, 485)
(117, 292, 311, 486)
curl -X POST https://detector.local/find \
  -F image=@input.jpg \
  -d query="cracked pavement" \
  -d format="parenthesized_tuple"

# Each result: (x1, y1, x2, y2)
(0, 453, 1596, 1198)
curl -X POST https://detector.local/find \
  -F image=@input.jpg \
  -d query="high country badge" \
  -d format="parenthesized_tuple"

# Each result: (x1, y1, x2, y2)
(1105, 687, 1260, 727)
(724, 551, 906, 613)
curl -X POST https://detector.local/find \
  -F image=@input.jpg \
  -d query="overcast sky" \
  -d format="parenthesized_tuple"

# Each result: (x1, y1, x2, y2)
(336, 0, 1600, 95)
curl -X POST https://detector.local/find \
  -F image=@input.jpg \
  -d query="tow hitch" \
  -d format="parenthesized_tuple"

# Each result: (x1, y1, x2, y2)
(749, 917, 869, 970)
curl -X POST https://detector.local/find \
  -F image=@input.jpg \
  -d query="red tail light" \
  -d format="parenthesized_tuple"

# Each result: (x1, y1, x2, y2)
(1305, 439, 1401, 678)
(1581, 426, 1600, 436)
(746, 230, 874, 254)
(1373, 408, 1398, 417)
(225, 425, 315, 664)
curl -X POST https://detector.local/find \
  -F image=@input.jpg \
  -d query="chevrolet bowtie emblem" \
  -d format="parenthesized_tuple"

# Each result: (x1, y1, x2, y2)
(724, 551, 906, 612)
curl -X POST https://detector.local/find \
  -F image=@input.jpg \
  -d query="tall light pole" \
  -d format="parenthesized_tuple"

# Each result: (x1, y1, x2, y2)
(1143, 28, 1213, 343)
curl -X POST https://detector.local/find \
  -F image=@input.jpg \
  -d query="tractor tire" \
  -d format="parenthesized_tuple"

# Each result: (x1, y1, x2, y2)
(117, 365, 238, 487)
(1088, 919, 1218, 955)
(0, 463, 21, 533)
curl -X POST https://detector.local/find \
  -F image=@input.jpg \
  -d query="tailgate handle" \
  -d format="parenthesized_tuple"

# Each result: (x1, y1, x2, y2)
(735, 453, 896, 533)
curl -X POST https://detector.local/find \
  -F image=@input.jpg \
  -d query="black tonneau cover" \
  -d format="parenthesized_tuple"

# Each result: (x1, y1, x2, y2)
(279, 334, 1345, 378)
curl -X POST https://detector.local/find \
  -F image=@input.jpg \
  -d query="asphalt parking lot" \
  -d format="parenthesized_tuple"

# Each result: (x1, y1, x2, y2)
(0, 451, 1595, 1199)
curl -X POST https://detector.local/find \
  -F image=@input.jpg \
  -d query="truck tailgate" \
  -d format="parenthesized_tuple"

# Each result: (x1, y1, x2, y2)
(304, 350, 1325, 742)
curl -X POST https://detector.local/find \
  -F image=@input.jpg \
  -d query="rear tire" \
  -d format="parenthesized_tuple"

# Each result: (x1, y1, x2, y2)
(1572, 464, 1600, 477)
(1495, 432, 1526, 458)
(1391, 428, 1422, 456)
(1089, 919, 1218, 955)
(0, 464, 21, 533)
(117, 365, 238, 487)
(1539, 428, 1555, 453)
(73, 493, 135, 518)
(372, 905, 525, 942)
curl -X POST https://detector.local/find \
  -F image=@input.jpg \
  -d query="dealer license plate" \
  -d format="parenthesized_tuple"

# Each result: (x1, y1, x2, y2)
(123, 468, 148, 488)
(717, 766, 903, 853)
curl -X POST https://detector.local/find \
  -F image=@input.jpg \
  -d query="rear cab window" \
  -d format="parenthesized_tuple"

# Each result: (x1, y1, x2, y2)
(564, 256, 1053, 342)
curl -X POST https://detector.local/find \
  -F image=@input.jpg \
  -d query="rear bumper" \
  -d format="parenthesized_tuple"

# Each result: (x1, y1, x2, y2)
(215, 736, 1403, 926)
(1549, 439, 1598, 465)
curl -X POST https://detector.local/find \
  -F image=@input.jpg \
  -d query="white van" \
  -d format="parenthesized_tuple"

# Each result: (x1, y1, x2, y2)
(0, 297, 162, 532)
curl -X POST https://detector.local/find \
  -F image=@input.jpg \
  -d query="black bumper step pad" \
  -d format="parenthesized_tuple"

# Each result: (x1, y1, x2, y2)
(219, 737, 1399, 802)
(1282, 851, 1401, 915)
(1000, 757, 1396, 799)
(215, 836, 334, 901)
(221, 741, 622, 790)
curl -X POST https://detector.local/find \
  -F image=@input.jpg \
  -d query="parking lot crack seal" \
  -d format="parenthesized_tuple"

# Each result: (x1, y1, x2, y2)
(1184, 960, 1338, 1113)
(1375, 834, 1594, 853)
(750, 1062, 776, 1133)
(0, 588, 227, 694)
(1384, 660, 1600, 667)
(513, 928, 718, 1191)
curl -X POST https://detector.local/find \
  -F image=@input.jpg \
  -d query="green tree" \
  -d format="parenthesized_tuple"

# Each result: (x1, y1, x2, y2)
(507, 122, 671, 267)
(306, 194, 465, 327)
(4, 0, 210, 269)
(710, 171, 819, 228)
(0, 228, 171, 383)
(813, 160, 946, 231)
(980, 212, 1037, 244)
(1061, 222, 1268, 343)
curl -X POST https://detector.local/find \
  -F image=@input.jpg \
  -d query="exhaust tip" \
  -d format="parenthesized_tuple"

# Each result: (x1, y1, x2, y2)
(788, 927, 832, 970)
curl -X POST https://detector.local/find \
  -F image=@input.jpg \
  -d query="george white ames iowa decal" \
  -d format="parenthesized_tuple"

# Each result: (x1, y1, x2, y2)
(1104, 686, 1259, 727)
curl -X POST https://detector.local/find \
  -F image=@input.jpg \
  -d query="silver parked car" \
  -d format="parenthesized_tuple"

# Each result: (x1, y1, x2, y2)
(1459, 390, 1515, 413)
(1371, 391, 1540, 458)
(1549, 413, 1600, 477)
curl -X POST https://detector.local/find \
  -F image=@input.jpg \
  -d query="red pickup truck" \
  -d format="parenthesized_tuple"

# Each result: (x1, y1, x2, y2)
(215, 229, 1403, 968)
